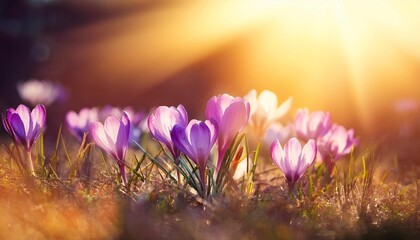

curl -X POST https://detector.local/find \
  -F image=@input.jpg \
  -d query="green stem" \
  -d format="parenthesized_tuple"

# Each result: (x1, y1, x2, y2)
(26, 149, 36, 176)
(199, 168, 207, 198)
(176, 168, 181, 184)
(119, 162, 127, 187)
(288, 181, 296, 199)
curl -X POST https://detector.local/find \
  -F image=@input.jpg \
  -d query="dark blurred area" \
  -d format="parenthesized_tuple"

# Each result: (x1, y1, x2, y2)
(0, 0, 187, 135)
(0, 0, 229, 123)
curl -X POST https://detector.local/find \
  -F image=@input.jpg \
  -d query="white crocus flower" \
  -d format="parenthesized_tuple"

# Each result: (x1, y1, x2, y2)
(17, 79, 64, 106)
(244, 89, 292, 137)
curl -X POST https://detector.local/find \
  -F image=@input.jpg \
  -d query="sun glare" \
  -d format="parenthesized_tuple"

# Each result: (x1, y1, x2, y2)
(37, 0, 420, 132)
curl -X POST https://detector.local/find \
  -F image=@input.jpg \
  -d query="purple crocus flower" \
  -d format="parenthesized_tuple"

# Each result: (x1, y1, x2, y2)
(294, 108, 331, 141)
(98, 105, 122, 121)
(90, 112, 130, 185)
(123, 107, 147, 142)
(271, 137, 316, 184)
(148, 105, 188, 161)
(66, 107, 99, 141)
(319, 124, 359, 170)
(3, 104, 46, 151)
(171, 120, 218, 188)
(205, 94, 250, 171)
(99, 106, 146, 144)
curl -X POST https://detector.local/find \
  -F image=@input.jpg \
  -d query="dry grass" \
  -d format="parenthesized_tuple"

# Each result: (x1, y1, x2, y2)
(0, 137, 419, 240)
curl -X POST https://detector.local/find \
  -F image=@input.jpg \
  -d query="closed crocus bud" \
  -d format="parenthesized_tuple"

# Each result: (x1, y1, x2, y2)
(148, 105, 188, 161)
(205, 94, 250, 171)
(3, 104, 46, 151)
(294, 108, 331, 141)
(66, 107, 99, 141)
(171, 119, 218, 187)
(244, 89, 292, 136)
(271, 138, 316, 184)
(17, 79, 65, 107)
(319, 124, 359, 170)
(90, 112, 130, 185)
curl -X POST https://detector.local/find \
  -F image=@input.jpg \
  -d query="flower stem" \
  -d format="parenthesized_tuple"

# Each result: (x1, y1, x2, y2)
(119, 163, 127, 187)
(288, 181, 296, 199)
(200, 169, 207, 198)
(26, 149, 36, 176)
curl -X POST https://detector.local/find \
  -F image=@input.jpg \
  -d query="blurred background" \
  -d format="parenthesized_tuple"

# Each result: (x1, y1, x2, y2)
(1, 0, 420, 144)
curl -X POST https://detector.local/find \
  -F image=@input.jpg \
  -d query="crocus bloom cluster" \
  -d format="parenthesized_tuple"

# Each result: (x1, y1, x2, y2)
(244, 89, 292, 136)
(294, 108, 331, 141)
(171, 120, 218, 187)
(271, 137, 316, 184)
(17, 79, 65, 106)
(3, 104, 46, 151)
(206, 94, 250, 171)
(148, 105, 188, 161)
(90, 112, 130, 185)
(67, 106, 145, 144)
(318, 124, 359, 170)
(66, 107, 99, 140)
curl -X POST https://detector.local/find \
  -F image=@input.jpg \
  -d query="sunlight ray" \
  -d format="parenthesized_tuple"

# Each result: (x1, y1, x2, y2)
(333, 0, 373, 132)
(50, 1, 287, 91)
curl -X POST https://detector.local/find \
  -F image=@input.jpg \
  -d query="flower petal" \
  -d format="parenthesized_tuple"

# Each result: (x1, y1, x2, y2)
(90, 122, 113, 154)
(271, 139, 287, 174)
(189, 121, 212, 167)
(205, 96, 222, 123)
(171, 124, 194, 159)
(273, 97, 292, 120)
(176, 104, 189, 126)
(30, 104, 46, 139)
(148, 105, 188, 158)
(219, 101, 248, 147)
(15, 104, 32, 137)
(9, 113, 27, 146)
(284, 137, 302, 172)
(297, 139, 316, 176)
(258, 90, 278, 116)
(243, 89, 258, 116)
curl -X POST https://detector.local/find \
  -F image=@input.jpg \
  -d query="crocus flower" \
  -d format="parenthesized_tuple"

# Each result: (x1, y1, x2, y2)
(99, 106, 146, 144)
(66, 107, 99, 141)
(318, 124, 359, 170)
(263, 123, 293, 147)
(244, 89, 292, 136)
(123, 107, 147, 142)
(148, 105, 188, 161)
(99, 105, 122, 121)
(90, 112, 130, 185)
(205, 94, 250, 171)
(271, 137, 316, 184)
(3, 104, 46, 151)
(294, 108, 331, 141)
(171, 120, 217, 188)
(17, 79, 65, 106)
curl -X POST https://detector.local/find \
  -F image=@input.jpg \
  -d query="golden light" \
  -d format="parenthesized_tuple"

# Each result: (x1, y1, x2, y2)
(38, 0, 420, 134)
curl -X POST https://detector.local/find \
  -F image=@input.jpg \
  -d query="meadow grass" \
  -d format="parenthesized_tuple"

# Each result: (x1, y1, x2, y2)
(0, 132, 419, 240)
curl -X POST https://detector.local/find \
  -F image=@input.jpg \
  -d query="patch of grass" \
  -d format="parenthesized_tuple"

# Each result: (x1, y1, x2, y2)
(0, 133, 419, 239)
